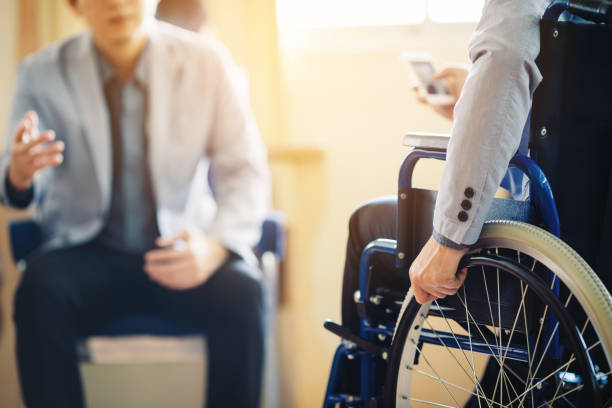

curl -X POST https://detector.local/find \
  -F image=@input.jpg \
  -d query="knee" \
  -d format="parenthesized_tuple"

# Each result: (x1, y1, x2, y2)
(235, 270, 264, 311)
(348, 201, 376, 240)
(349, 197, 397, 242)
(14, 263, 69, 326)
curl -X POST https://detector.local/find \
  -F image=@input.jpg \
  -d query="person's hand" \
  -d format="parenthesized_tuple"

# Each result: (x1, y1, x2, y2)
(409, 235, 469, 304)
(412, 65, 469, 121)
(144, 229, 229, 290)
(8, 111, 64, 190)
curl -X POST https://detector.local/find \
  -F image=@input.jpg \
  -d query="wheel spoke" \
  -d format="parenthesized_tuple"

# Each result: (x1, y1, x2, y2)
(413, 367, 500, 406)
(495, 264, 504, 406)
(495, 282, 529, 406)
(536, 383, 584, 408)
(450, 294, 526, 391)
(422, 315, 492, 408)
(449, 294, 523, 401)
(519, 280, 535, 408)
(506, 355, 577, 406)
(408, 397, 457, 407)
(463, 286, 483, 408)
(412, 341, 461, 407)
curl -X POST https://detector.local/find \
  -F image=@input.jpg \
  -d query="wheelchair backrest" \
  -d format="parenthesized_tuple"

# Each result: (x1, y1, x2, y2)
(529, 10, 612, 289)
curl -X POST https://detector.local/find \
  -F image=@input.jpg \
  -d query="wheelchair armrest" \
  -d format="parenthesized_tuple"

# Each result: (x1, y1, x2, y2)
(403, 132, 450, 151)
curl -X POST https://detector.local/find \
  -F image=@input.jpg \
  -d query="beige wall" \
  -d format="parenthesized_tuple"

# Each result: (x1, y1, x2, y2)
(0, 1, 19, 406)
(0, 0, 17, 135)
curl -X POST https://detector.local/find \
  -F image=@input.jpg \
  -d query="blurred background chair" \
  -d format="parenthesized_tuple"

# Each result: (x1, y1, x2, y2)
(7, 211, 285, 408)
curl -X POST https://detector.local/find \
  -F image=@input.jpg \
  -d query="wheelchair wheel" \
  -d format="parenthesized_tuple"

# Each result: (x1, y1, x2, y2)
(384, 221, 612, 407)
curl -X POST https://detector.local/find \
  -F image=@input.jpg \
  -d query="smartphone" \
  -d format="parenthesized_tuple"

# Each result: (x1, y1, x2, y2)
(400, 53, 455, 106)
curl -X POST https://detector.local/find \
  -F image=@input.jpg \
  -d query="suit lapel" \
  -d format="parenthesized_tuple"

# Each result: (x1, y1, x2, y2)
(147, 24, 184, 204)
(65, 30, 112, 211)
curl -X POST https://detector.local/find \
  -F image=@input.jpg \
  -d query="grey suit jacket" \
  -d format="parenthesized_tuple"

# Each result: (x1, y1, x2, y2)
(433, 0, 549, 247)
(0, 21, 270, 262)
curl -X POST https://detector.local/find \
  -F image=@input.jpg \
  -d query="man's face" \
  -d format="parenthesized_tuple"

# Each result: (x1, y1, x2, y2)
(71, 0, 145, 46)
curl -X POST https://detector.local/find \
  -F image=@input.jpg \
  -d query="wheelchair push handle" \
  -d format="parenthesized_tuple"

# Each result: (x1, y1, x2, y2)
(568, 0, 612, 24)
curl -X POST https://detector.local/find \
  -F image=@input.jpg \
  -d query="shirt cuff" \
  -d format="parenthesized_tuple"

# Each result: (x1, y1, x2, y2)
(432, 229, 469, 250)
(5, 173, 34, 208)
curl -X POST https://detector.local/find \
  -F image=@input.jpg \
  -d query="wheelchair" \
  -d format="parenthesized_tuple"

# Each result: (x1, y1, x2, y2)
(323, 2, 612, 407)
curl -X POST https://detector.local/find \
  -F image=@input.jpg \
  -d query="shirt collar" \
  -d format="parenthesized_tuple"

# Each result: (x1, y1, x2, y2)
(96, 42, 150, 86)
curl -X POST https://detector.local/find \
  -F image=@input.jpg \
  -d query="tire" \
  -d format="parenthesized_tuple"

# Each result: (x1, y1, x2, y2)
(384, 221, 612, 408)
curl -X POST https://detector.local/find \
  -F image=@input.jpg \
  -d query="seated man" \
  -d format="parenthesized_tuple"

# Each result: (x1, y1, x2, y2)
(0, 0, 269, 407)
(341, 0, 547, 332)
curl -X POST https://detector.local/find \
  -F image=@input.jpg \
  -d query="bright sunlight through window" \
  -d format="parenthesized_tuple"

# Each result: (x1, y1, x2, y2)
(276, 0, 484, 28)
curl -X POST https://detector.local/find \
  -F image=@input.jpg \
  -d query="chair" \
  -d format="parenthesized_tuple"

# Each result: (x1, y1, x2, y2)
(7, 211, 286, 407)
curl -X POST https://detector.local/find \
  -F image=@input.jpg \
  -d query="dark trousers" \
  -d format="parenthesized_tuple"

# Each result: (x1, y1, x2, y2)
(14, 242, 264, 408)
(341, 196, 404, 334)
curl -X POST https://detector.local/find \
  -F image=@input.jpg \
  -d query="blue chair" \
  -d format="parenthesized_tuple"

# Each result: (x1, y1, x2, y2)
(7, 211, 286, 407)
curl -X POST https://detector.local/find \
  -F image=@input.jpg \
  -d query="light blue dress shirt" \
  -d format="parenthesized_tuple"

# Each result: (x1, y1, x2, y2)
(94, 45, 159, 253)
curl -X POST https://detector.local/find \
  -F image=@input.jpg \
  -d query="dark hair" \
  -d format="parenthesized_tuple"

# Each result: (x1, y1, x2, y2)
(155, 0, 207, 32)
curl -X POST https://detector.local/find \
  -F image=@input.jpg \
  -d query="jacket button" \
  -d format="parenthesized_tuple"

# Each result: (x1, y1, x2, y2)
(464, 187, 475, 198)
(461, 199, 472, 210)
(458, 211, 469, 222)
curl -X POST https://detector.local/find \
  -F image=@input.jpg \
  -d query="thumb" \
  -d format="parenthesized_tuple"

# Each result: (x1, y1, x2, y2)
(455, 267, 468, 286)
(156, 230, 190, 247)
(432, 70, 450, 81)
(413, 284, 432, 304)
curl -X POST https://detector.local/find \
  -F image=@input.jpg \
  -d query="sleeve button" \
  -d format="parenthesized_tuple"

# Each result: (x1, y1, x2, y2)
(461, 199, 472, 210)
(458, 211, 469, 222)
(464, 187, 475, 198)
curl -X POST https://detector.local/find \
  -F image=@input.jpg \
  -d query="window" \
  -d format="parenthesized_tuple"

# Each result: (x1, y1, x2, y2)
(276, 0, 484, 28)
(427, 0, 485, 23)
(276, 0, 426, 28)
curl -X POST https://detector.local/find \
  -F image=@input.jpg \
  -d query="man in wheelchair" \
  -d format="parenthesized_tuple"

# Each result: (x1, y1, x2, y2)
(326, 0, 612, 407)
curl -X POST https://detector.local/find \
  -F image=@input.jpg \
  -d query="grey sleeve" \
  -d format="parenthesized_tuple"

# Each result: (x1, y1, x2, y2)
(432, 0, 548, 246)
(0, 60, 43, 209)
(206, 45, 271, 254)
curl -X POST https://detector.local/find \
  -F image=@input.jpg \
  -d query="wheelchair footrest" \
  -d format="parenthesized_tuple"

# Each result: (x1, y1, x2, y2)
(323, 320, 388, 360)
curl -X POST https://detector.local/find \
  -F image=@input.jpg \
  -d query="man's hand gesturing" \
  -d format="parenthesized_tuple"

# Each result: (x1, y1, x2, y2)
(8, 111, 65, 190)
(409, 236, 469, 304)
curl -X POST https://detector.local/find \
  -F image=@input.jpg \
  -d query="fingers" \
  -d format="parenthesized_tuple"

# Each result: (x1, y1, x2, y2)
(144, 247, 188, 263)
(144, 259, 195, 290)
(31, 154, 64, 171)
(23, 130, 56, 152)
(144, 258, 192, 277)
(12, 120, 28, 144)
(29, 140, 64, 161)
(413, 284, 435, 304)
(412, 85, 428, 105)
(432, 68, 456, 81)
(455, 267, 468, 285)
(432, 66, 465, 80)
(14, 111, 39, 144)
(156, 230, 191, 247)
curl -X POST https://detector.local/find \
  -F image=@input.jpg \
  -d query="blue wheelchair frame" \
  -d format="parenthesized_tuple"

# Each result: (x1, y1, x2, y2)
(323, 149, 561, 407)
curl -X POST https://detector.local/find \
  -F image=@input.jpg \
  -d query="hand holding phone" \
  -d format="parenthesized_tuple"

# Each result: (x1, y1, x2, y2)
(401, 53, 456, 106)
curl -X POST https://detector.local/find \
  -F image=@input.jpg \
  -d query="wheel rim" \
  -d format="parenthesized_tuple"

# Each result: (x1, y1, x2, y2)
(386, 222, 612, 408)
